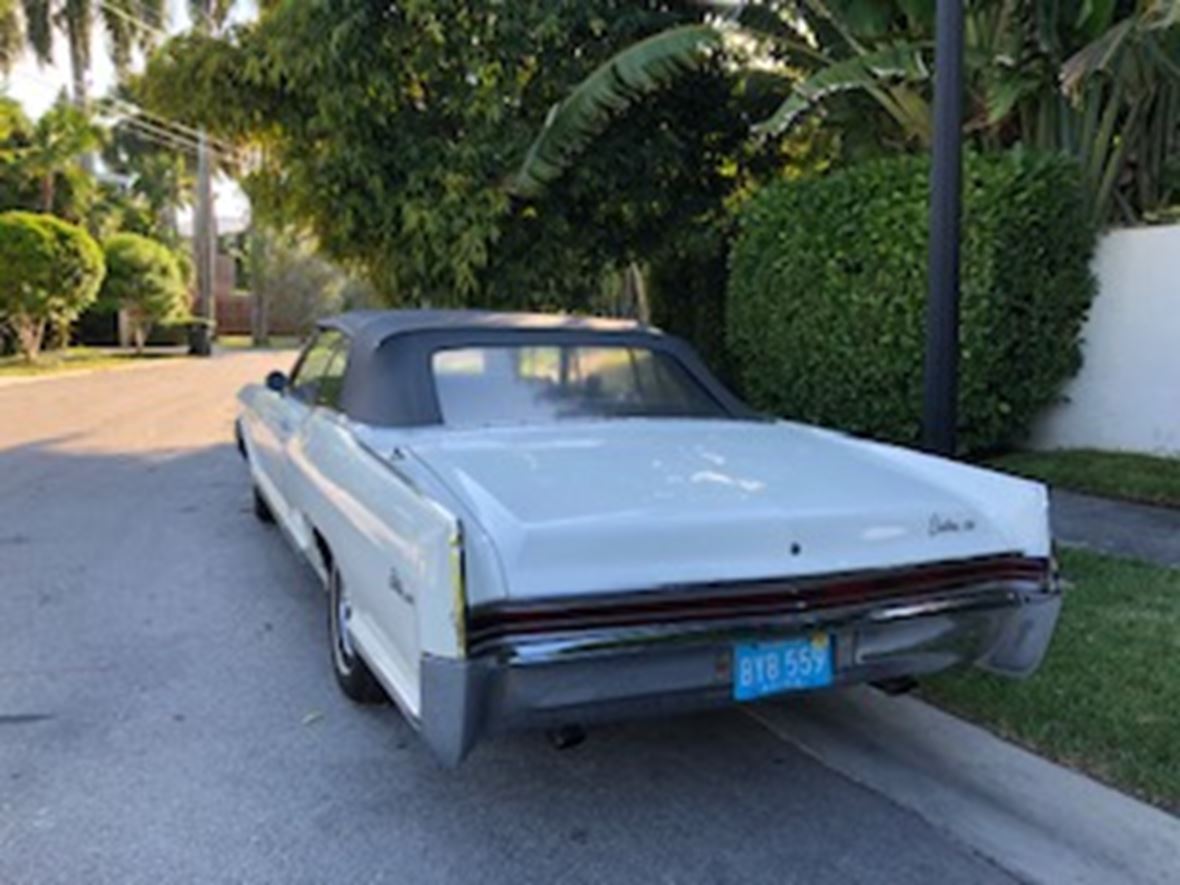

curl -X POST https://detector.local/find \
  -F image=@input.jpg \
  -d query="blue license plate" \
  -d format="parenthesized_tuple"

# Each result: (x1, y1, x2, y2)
(733, 635, 833, 701)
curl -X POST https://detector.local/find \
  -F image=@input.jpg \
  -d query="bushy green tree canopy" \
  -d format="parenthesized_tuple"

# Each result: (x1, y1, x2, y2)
(140, 0, 758, 309)
(100, 232, 188, 352)
(0, 210, 104, 358)
(0, 210, 56, 318)
(42, 210, 106, 315)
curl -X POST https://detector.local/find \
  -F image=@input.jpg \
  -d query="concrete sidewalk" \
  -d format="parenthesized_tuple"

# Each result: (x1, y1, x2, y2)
(1051, 489, 1180, 567)
(749, 687, 1180, 885)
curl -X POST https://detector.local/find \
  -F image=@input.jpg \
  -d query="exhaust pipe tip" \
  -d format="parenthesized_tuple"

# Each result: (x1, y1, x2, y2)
(871, 676, 919, 696)
(546, 724, 587, 751)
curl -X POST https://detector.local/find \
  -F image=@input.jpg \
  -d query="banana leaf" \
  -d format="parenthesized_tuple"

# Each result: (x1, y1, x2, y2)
(510, 24, 723, 199)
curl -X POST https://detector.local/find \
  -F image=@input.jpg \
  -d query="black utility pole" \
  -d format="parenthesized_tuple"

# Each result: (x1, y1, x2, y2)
(921, 0, 965, 455)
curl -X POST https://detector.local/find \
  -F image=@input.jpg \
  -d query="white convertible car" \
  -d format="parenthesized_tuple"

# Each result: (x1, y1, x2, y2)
(236, 310, 1061, 764)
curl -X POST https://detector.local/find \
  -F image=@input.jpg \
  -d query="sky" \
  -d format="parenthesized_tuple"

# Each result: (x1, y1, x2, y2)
(2, 0, 257, 233)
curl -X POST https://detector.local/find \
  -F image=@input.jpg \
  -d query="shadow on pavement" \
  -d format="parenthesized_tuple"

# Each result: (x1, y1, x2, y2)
(0, 440, 1014, 885)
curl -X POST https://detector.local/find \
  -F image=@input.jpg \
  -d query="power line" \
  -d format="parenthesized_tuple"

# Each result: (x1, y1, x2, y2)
(115, 120, 207, 156)
(114, 114, 242, 164)
(8, 70, 243, 162)
(102, 97, 240, 154)
(107, 105, 240, 159)
(114, 116, 241, 165)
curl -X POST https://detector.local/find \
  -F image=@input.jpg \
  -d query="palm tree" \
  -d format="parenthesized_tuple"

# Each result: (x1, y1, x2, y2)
(1, 94, 100, 212)
(28, 96, 100, 209)
(1, 0, 21, 74)
(512, 0, 1180, 224)
(18, 1, 168, 107)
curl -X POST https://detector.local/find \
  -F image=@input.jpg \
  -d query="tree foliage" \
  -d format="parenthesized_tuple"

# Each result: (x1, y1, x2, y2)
(511, 24, 724, 199)
(726, 151, 1097, 453)
(0, 210, 104, 358)
(99, 231, 187, 352)
(0, 209, 55, 357)
(139, 0, 759, 309)
(244, 227, 377, 338)
(40, 208, 107, 350)
(0, 0, 20, 74)
(98, 93, 193, 245)
(513, 0, 1180, 225)
(0, 96, 102, 219)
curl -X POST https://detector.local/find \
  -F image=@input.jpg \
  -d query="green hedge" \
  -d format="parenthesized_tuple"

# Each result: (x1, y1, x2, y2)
(726, 151, 1097, 453)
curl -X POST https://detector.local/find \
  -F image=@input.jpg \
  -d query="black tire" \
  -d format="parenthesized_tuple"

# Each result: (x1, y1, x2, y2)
(328, 563, 386, 704)
(252, 486, 275, 524)
(234, 419, 247, 458)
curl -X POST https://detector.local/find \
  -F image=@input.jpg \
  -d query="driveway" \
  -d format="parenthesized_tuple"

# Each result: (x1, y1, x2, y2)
(0, 352, 1145, 884)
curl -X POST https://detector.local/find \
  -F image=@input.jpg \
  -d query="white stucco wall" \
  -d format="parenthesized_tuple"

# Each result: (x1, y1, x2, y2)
(1032, 224, 1180, 455)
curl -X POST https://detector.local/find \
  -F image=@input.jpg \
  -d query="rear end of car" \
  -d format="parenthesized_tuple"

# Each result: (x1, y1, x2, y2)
(321, 315, 1063, 765)
(416, 549, 1061, 765)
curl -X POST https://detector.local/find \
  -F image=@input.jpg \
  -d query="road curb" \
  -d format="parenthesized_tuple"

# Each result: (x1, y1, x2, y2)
(747, 686, 1180, 885)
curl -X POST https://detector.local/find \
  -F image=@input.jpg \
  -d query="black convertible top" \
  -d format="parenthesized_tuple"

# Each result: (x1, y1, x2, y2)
(309, 309, 755, 427)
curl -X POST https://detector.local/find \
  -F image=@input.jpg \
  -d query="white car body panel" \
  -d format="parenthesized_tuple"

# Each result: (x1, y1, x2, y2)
(239, 385, 464, 718)
(361, 419, 1048, 604)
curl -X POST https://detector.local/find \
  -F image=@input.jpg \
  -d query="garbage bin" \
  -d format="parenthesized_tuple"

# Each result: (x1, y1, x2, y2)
(188, 319, 215, 356)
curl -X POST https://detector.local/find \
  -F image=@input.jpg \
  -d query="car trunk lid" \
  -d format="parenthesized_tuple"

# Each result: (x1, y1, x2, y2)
(403, 420, 1022, 600)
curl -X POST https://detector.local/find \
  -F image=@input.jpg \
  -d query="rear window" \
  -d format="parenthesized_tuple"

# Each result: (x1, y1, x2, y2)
(431, 345, 727, 426)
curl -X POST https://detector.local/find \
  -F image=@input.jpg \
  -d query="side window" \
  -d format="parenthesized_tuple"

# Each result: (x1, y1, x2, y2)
(289, 330, 345, 403)
(315, 345, 349, 411)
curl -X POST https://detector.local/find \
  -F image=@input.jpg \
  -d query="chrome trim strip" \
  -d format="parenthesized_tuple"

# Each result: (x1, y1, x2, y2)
(477, 582, 1042, 663)
(466, 554, 1052, 652)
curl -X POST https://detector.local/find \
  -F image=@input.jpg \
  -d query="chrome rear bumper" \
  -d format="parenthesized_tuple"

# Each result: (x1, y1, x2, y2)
(417, 573, 1062, 766)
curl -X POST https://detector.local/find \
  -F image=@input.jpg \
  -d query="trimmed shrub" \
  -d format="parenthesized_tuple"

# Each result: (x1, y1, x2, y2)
(0, 211, 104, 359)
(41, 212, 106, 322)
(99, 233, 189, 353)
(0, 212, 56, 358)
(726, 151, 1097, 453)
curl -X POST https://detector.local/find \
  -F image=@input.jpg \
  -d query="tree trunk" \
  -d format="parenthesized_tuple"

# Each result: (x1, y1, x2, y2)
(250, 228, 270, 346)
(13, 315, 46, 362)
(132, 319, 149, 356)
(41, 173, 54, 212)
(252, 286, 270, 347)
(48, 315, 72, 351)
(622, 262, 651, 324)
(66, 18, 95, 174)
(66, 20, 88, 109)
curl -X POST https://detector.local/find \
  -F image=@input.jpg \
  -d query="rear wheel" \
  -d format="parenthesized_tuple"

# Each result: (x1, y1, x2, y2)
(328, 562, 385, 704)
(252, 486, 275, 524)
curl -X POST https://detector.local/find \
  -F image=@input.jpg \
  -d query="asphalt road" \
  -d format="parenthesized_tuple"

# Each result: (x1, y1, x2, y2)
(0, 353, 1016, 885)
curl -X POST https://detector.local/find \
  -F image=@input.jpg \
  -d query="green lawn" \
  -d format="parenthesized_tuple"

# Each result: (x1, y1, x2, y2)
(990, 449, 1180, 509)
(923, 547, 1180, 811)
(0, 348, 169, 379)
(217, 335, 304, 351)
